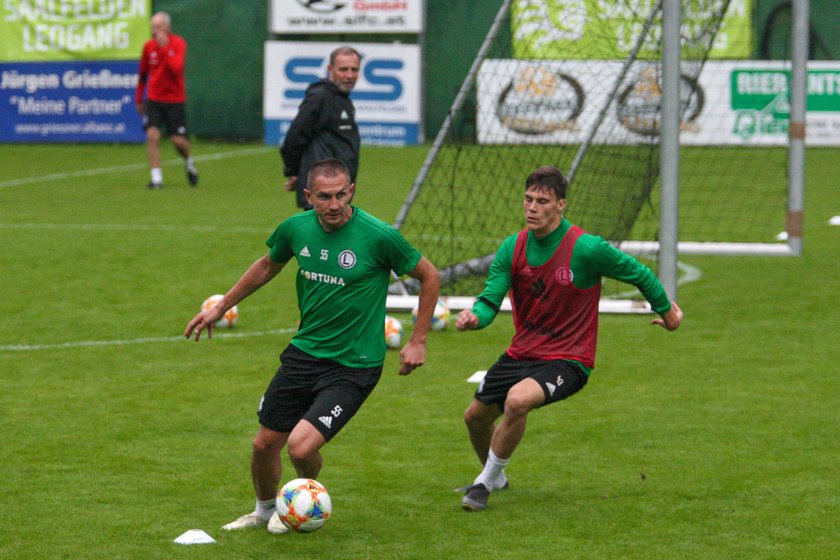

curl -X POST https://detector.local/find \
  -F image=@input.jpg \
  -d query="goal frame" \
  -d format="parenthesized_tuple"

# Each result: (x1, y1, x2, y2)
(388, 0, 808, 313)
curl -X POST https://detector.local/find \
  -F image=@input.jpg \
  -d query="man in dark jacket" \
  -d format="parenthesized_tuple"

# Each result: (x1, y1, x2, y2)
(280, 46, 362, 210)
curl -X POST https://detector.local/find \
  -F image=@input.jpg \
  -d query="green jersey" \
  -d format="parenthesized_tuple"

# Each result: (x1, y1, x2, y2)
(267, 207, 421, 368)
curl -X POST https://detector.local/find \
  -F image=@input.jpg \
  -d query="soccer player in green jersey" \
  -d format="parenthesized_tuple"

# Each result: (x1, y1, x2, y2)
(456, 165, 682, 512)
(184, 158, 440, 534)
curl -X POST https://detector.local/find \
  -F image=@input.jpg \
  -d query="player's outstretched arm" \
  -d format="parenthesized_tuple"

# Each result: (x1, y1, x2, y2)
(651, 301, 683, 331)
(399, 257, 440, 375)
(184, 254, 285, 341)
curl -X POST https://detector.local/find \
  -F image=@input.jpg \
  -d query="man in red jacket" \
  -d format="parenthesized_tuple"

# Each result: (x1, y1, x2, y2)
(135, 11, 198, 189)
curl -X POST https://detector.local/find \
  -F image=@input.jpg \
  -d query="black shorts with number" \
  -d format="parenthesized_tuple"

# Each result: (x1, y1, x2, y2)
(142, 100, 188, 136)
(258, 344, 383, 441)
(475, 353, 588, 412)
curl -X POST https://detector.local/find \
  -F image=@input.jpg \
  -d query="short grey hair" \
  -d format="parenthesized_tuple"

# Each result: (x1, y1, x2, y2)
(329, 46, 361, 66)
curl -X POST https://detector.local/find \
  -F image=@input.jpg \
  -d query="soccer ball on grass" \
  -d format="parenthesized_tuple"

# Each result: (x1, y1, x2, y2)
(200, 294, 238, 328)
(276, 478, 332, 533)
(384, 315, 403, 349)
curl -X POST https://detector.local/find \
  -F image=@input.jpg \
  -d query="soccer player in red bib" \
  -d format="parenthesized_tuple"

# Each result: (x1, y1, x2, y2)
(457, 165, 683, 511)
(135, 11, 198, 189)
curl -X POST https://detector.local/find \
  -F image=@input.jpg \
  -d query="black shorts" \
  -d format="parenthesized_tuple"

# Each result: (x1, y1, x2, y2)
(475, 353, 588, 412)
(258, 344, 383, 441)
(143, 100, 188, 136)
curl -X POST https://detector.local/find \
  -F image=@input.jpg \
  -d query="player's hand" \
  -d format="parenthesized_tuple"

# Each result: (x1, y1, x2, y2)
(651, 301, 682, 331)
(184, 308, 222, 341)
(456, 309, 479, 331)
(283, 176, 298, 191)
(135, 102, 144, 115)
(398, 340, 426, 375)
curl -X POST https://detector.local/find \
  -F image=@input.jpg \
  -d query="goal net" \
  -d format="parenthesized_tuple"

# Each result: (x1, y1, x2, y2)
(391, 0, 799, 309)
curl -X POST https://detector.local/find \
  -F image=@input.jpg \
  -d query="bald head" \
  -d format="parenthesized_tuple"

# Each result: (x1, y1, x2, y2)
(151, 12, 171, 29)
(150, 11, 172, 46)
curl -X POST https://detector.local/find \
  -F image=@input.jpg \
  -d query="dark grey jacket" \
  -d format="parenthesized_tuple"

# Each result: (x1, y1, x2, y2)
(280, 79, 360, 208)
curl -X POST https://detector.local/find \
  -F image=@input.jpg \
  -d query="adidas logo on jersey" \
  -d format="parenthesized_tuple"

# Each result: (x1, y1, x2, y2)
(340, 110, 349, 120)
(300, 246, 310, 257)
(318, 416, 333, 429)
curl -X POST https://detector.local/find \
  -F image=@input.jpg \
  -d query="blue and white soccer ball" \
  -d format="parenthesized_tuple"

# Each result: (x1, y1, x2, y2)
(276, 478, 332, 533)
(412, 299, 450, 332)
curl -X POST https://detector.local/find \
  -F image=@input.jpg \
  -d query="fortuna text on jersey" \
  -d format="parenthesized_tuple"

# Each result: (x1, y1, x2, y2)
(299, 269, 346, 286)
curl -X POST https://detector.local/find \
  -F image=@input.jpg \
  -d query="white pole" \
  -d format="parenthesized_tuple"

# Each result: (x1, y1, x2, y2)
(659, 0, 680, 299)
(787, 0, 808, 256)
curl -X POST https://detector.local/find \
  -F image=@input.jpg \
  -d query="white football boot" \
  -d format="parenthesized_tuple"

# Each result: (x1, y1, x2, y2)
(267, 511, 290, 534)
(221, 512, 270, 531)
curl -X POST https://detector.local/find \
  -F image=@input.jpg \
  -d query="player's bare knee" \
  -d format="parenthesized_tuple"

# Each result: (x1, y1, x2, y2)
(464, 412, 481, 432)
(251, 437, 272, 456)
(464, 402, 490, 429)
(286, 438, 316, 464)
(252, 431, 284, 456)
(503, 392, 533, 418)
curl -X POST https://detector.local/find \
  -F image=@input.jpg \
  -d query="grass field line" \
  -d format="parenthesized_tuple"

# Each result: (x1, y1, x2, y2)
(0, 145, 272, 189)
(610, 260, 703, 299)
(0, 222, 269, 234)
(0, 327, 297, 352)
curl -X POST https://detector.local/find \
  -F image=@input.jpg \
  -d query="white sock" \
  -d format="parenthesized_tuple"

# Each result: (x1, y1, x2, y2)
(492, 470, 509, 490)
(255, 498, 276, 520)
(474, 449, 510, 491)
(151, 168, 163, 185)
(185, 156, 197, 172)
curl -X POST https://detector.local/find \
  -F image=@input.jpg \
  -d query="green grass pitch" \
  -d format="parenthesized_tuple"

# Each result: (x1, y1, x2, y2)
(0, 141, 838, 559)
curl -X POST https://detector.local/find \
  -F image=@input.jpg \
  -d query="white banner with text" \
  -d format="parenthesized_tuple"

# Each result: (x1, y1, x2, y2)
(269, 0, 423, 33)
